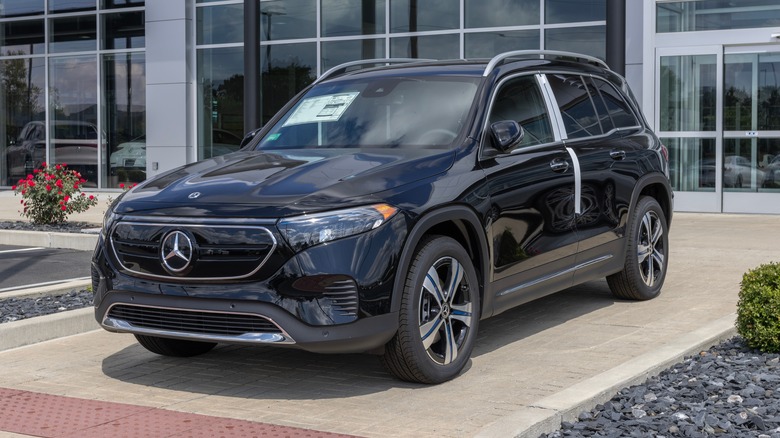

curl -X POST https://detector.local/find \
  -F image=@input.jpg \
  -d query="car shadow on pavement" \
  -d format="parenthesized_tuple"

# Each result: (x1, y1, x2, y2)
(100, 280, 619, 398)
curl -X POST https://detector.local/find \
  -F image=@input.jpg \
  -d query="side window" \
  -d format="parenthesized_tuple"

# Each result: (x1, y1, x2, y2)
(546, 74, 601, 139)
(590, 77, 639, 129)
(489, 76, 553, 147)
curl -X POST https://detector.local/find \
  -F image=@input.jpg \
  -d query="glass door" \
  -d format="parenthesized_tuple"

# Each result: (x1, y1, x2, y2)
(723, 46, 780, 213)
(656, 46, 722, 212)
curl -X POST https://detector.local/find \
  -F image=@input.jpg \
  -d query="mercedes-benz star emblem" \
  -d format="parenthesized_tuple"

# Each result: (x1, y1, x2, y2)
(160, 230, 194, 274)
(188, 192, 201, 199)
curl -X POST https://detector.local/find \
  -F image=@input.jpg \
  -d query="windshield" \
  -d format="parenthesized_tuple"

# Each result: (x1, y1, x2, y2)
(256, 75, 480, 150)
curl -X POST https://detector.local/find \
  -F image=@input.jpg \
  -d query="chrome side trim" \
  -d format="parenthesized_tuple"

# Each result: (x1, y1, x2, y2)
(565, 147, 582, 215)
(101, 303, 295, 345)
(109, 222, 277, 282)
(497, 255, 612, 297)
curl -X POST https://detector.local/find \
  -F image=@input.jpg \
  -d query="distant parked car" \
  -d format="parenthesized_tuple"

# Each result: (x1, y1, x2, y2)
(108, 129, 243, 178)
(762, 155, 780, 188)
(695, 155, 765, 188)
(4, 120, 105, 186)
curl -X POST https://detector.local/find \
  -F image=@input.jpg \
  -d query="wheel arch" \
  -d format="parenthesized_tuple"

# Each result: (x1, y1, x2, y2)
(629, 174, 674, 228)
(391, 205, 490, 318)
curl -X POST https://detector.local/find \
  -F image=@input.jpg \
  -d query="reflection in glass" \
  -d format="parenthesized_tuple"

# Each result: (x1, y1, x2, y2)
(49, 0, 96, 13)
(758, 138, 780, 191)
(50, 15, 97, 53)
(465, 0, 538, 28)
(662, 137, 716, 192)
(322, 39, 384, 71)
(197, 47, 245, 161)
(197, 4, 243, 45)
(723, 139, 770, 192)
(659, 55, 716, 132)
(49, 56, 101, 187)
(0, 0, 44, 18)
(546, 0, 604, 24)
(0, 57, 45, 186)
(322, 0, 385, 37)
(657, 0, 780, 33)
(261, 0, 316, 41)
(262, 42, 316, 124)
(1, 20, 45, 56)
(390, 34, 459, 59)
(725, 53, 780, 131)
(103, 53, 146, 187)
(390, 0, 459, 32)
(102, 0, 144, 8)
(464, 30, 539, 58)
(545, 26, 605, 61)
(103, 11, 145, 49)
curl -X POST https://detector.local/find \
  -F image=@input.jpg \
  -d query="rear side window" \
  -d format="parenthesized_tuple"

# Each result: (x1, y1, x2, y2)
(489, 75, 554, 147)
(546, 74, 601, 139)
(589, 77, 639, 129)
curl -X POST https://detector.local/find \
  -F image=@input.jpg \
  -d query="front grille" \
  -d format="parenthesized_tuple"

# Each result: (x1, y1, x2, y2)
(107, 304, 282, 336)
(109, 220, 277, 281)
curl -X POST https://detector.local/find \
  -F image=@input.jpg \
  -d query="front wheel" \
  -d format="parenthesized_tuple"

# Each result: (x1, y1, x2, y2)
(134, 334, 217, 357)
(381, 236, 480, 384)
(607, 196, 669, 300)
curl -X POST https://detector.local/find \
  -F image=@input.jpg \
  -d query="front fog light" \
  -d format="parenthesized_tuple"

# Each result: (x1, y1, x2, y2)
(278, 204, 398, 251)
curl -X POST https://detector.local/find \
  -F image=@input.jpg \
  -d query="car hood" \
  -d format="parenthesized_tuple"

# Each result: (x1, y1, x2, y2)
(115, 148, 454, 217)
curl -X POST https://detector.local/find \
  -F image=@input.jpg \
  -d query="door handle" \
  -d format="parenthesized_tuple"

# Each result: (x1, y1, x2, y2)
(610, 150, 626, 160)
(550, 158, 569, 173)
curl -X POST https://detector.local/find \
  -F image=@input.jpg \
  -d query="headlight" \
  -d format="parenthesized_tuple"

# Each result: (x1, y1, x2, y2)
(278, 204, 398, 251)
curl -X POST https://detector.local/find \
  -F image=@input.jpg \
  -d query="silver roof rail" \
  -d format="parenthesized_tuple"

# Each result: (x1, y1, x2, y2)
(483, 50, 610, 77)
(315, 58, 435, 84)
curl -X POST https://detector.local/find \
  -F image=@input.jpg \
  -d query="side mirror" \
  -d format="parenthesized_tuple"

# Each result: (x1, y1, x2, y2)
(240, 127, 263, 148)
(490, 120, 524, 153)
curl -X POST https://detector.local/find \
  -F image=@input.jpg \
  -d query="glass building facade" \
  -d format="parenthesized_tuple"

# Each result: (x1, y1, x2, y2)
(2, 0, 780, 213)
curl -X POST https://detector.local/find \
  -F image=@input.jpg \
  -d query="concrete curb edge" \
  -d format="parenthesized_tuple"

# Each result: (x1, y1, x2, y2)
(0, 229, 98, 251)
(476, 313, 738, 438)
(0, 307, 98, 352)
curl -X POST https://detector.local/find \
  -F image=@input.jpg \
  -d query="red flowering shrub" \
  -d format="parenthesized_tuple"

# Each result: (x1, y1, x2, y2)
(12, 162, 98, 224)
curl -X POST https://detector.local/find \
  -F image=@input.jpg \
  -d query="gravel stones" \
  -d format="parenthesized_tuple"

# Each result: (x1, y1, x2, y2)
(0, 290, 94, 323)
(542, 338, 780, 438)
(0, 220, 96, 233)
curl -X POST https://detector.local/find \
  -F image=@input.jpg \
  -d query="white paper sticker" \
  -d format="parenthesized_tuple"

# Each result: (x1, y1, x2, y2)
(283, 92, 359, 127)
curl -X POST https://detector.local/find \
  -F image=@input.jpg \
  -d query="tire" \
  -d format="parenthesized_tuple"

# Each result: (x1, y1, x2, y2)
(607, 196, 669, 301)
(381, 236, 480, 384)
(134, 334, 217, 357)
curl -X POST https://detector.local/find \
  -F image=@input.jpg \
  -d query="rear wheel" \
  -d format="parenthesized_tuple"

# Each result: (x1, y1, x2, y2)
(381, 236, 480, 384)
(134, 334, 217, 357)
(607, 196, 668, 300)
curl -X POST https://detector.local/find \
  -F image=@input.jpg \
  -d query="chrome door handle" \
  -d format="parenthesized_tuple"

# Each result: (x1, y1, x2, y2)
(610, 150, 626, 160)
(550, 158, 569, 173)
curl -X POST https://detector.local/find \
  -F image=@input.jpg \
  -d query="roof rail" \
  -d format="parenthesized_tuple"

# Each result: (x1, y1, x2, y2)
(483, 50, 610, 77)
(315, 58, 436, 84)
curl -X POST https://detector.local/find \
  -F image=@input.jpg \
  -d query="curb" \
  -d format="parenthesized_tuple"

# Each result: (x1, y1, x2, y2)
(0, 229, 98, 251)
(0, 307, 98, 352)
(475, 313, 738, 437)
(2, 279, 92, 300)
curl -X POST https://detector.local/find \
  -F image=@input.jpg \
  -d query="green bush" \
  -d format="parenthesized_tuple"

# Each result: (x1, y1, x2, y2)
(736, 262, 780, 353)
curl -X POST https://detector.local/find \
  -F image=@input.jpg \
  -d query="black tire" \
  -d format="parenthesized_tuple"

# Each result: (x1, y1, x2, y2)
(381, 236, 480, 384)
(134, 334, 217, 357)
(607, 196, 669, 300)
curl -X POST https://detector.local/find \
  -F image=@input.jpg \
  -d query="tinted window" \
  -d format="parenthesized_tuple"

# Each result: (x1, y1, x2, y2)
(591, 78, 638, 129)
(489, 76, 553, 147)
(546, 74, 601, 139)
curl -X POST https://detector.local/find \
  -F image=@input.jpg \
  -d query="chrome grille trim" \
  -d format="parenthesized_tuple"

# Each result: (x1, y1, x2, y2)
(102, 303, 295, 345)
(108, 221, 277, 281)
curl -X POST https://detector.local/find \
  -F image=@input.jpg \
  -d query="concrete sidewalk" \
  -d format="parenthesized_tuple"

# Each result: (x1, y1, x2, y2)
(0, 209, 777, 437)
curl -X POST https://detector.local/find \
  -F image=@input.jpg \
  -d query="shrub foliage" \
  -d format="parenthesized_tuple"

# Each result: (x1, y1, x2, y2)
(736, 262, 780, 353)
(12, 163, 98, 225)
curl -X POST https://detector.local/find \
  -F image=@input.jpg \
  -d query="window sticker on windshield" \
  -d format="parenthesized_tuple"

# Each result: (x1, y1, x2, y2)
(282, 92, 359, 126)
(267, 133, 281, 141)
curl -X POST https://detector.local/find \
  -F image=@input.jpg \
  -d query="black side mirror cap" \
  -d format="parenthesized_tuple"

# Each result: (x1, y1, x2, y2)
(490, 120, 524, 153)
(240, 127, 263, 148)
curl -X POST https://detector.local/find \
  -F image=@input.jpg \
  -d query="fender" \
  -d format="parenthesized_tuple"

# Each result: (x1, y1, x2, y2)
(627, 173, 674, 229)
(390, 205, 491, 318)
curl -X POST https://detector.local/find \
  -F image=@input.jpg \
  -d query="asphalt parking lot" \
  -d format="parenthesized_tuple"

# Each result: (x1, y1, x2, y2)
(0, 245, 92, 293)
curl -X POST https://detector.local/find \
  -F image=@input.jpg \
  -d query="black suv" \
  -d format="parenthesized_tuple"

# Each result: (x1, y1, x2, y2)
(93, 51, 672, 384)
